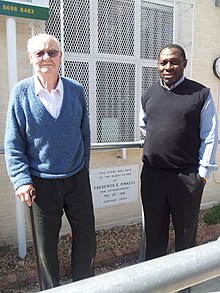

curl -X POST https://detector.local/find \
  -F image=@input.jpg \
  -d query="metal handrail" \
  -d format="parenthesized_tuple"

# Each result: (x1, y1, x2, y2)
(43, 239, 220, 293)
(91, 141, 144, 150)
(0, 142, 144, 154)
(2, 140, 220, 153)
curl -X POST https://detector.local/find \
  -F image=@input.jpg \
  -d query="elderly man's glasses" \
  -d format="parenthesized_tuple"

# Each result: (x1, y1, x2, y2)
(33, 50, 59, 58)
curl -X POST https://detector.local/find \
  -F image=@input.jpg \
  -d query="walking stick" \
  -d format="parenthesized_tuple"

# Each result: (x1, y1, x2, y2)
(138, 204, 146, 262)
(29, 189, 44, 291)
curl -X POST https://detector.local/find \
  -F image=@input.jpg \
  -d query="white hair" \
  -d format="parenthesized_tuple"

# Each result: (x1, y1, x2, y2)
(27, 34, 61, 52)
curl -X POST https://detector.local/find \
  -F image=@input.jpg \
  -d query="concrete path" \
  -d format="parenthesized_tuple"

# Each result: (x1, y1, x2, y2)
(192, 276, 220, 293)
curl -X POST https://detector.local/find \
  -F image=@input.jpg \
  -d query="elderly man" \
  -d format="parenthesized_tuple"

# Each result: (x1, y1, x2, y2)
(4, 34, 96, 290)
(140, 44, 218, 293)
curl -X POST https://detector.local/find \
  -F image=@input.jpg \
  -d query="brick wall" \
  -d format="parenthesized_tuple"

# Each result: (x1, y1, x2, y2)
(192, 1, 220, 103)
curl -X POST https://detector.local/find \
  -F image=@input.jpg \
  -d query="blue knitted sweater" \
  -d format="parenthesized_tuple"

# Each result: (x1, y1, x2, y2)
(4, 76, 90, 190)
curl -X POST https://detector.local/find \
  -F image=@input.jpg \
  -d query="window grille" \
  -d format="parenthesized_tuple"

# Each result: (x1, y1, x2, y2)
(45, 0, 61, 43)
(140, 1, 173, 60)
(96, 61, 135, 142)
(63, 0, 90, 54)
(98, 0, 135, 56)
(142, 67, 158, 95)
(64, 61, 90, 109)
(33, 0, 193, 144)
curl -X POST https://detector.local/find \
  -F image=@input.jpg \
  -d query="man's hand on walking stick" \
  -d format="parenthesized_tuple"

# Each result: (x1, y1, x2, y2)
(16, 184, 36, 206)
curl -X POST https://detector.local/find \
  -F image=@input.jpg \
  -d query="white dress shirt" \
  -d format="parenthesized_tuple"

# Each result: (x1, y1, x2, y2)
(34, 75, 63, 119)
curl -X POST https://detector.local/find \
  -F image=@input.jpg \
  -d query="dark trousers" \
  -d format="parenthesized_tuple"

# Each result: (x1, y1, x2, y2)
(29, 166, 96, 290)
(141, 164, 204, 260)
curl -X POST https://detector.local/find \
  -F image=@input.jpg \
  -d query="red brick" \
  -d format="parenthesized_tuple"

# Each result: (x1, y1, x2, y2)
(196, 229, 207, 245)
(205, 224, 220, 241)
(119, 247, 133, 261)
(112, 248, 124, 263)
(7, 273, 17, 283)
(128, 246, 140, 258)
(101, 250, 115, 265)
(94, 252, 109, 267)
(0, 276, 7, 287)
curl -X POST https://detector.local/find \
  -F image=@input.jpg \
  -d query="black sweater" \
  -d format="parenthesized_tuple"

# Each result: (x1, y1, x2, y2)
(141, 78, 210, 169)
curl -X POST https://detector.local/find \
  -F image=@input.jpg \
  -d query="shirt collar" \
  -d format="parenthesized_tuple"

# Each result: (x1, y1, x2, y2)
(160, 75, 185, 90)
(34, 75, 63, 96)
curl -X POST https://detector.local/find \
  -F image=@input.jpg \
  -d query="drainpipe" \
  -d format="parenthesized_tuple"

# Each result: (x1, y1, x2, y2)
(6, 17, 27, 258)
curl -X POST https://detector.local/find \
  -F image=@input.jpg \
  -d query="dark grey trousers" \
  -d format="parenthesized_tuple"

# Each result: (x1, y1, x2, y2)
(29, 166, 96, 290)
(141, 164, 204, 261)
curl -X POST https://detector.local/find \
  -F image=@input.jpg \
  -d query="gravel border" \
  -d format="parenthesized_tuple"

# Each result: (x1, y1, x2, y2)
(1, 210, 220, 292)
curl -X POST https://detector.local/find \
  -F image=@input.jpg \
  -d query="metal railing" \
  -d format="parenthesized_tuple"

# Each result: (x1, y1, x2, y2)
(0, 142, 144, 154)
(91, 142, 144, 150)
(43, 239, 220, 293)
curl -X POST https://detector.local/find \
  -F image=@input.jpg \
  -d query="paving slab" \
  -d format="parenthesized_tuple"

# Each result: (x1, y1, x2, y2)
(192, 276, 220, 293)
